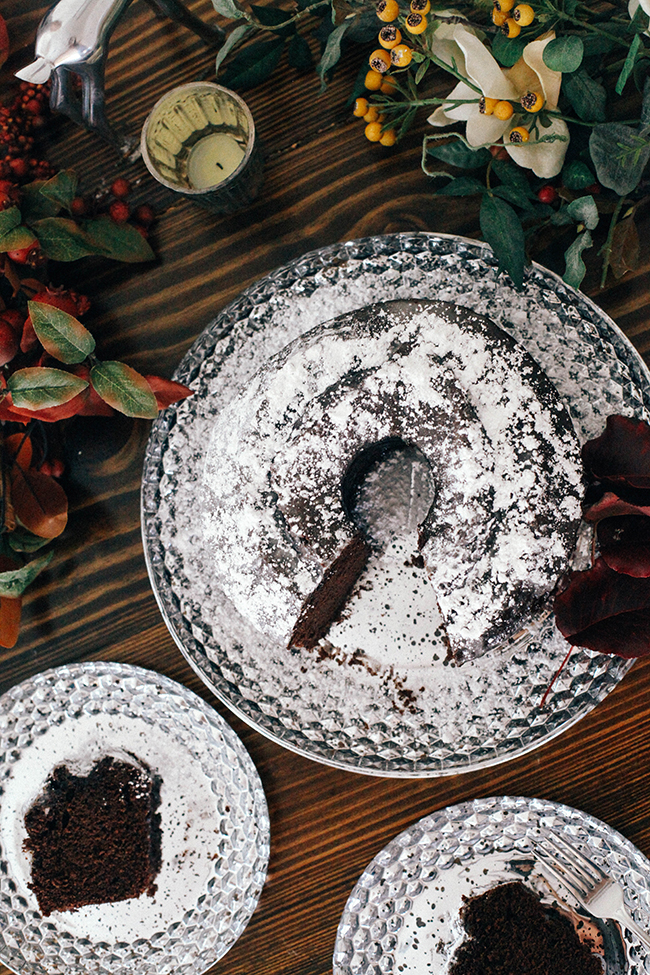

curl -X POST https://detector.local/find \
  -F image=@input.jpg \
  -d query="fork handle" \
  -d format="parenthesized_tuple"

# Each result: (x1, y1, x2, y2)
(614, 907, 650, 953)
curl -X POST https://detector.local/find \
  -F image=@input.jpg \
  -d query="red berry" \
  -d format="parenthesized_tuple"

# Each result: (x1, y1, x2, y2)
(0, 179, 19, 209)
(41, 457, 64, 478)
(133, 223, 149, 238)
(132, 203, 155, 227)
(109, 199, 130, 223)
(585, 182, 601, 194)
(7, 240, 41, 266)
(489, 145, 509, 161)
(0, 309, 25, 336)
(70, 196, 87, 216)
(8, 158, 28, 179)
(110, 177, 131, 199)
(0, 320, 18, 366)
(537, 185, 557, 204)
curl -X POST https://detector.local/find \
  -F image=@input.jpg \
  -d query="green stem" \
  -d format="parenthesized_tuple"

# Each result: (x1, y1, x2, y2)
(599, 195, 625, 289)
(547, 7, 633, 46)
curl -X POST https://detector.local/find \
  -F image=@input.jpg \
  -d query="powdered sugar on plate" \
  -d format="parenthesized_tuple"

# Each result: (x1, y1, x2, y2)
(142, 233, 650, 776)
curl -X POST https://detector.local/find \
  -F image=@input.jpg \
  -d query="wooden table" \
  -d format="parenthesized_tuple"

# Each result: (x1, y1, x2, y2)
(2, 3, 650, 974)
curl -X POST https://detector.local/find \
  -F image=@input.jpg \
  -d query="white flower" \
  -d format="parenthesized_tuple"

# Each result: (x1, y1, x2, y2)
(428, 27, 569, 178)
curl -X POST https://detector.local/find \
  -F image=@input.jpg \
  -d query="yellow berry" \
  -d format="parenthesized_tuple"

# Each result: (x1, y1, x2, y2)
(363, 106, 384, 123)
(379, 23, 402, 48)
(520, 90, 544, 112)
(380, 74, 397, 93)
(410, 0, 431, 11)
(369, 48, 392, 73)
(502, 17, 521, 36)
(391, 43, 413, 67)
(379, 128, 397, 146)
(365, 69, 384, 90)
(376, 0, 399, 21)
(491, 7, 508, 25)
(365, 121, 383, 142)
(405, 12, 427, 32)
(353, 97, 369, 118)
(493, 100, 514, 120)
(513, 3, 535, 23)
(509, 125, 530, 143)
(479, 96, 500, 115)
(494, 0, 515, 11)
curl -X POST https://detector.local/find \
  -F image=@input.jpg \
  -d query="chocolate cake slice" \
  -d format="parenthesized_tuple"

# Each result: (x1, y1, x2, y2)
(24, 756, 162, 916)
(449, 881, 603, 975)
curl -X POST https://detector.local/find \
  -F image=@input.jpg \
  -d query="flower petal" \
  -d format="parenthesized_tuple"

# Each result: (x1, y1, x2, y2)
(454, 26, 518, 99)
(466, 111, 508, 146)
(522, 34, 562, 109)
(438, 81, 481, 122)
(505, 117, 569, 177)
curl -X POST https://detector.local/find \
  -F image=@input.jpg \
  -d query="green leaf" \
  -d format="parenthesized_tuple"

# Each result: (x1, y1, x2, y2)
(27, 300, 95, 364)
(211, 0, 244, 18)
(215, 24, 253, 75)
(491, 158, 536, 199)
(589, 123, 650, 196)
(616, 33, 642, 95)
(561, 160, 595, 190)
(563, 229, 593, 289)
(493, 183, 536, 211)
(80, 216, 155, 262)
(427, 140, 491, 170)
(480, 195, 526, 289)
(19, 182, 61, 221)
(90, 361, 158, 418)
(8, 367, 88, 409)
(7, 527, 53, 553)
(562, 69, 607, 123)
(550, 207, 575, 226)
(415, 59, 430, 85)
(566, 195, 599, 230)
(220, 37, 285, 90)
(250, 3, 292, 24)
(40, 170, 78, 209)
(29, 217, 95, 261)
(287, 32, 314, 71)
(0, 207, 21, 240)
(316, 23, 348, 84)
(491, 31, 527, 67)
(0, 551, 53, 599)
(542, 35, 584, 73)
(436, 176, 485, 196)
(0, 225, 37, 253)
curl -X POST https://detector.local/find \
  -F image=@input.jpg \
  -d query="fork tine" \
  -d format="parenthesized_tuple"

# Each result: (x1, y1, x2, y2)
(552, 833, 607, 884)
(536, 857, 590, 903)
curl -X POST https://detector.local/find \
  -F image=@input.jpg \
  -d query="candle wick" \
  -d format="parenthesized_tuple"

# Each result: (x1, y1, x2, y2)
(216, 162, 224, 169)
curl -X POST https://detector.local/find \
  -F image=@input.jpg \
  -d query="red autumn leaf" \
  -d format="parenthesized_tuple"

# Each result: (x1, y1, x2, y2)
(584, 490, 650, 522)
(597, 516, 650, 577)
(10, 463, 68, 539)
(5, 432, 33, 469)
(0, 388, 90, 422)
(0, 554, 22, 650)
(144, 374, 194, 410)
(554, 557, 650, 657)
(582, 414, 650, 490)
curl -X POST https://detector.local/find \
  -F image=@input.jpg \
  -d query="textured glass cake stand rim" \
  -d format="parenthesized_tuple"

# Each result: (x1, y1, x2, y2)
(141, 231, 650, 778)
(332, 794, 650, 975)
(0, 661, 270, 975)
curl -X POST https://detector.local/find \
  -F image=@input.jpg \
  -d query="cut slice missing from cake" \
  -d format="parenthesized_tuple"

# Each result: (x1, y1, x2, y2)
(24, 755, 162, 916)
(448, 881, 603, 975)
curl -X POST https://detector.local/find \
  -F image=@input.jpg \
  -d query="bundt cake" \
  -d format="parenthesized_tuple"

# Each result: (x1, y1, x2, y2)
(202, 300, 583, 662)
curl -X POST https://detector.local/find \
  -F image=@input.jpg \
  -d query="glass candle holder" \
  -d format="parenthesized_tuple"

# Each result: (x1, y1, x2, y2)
(141, 83, 263, 214)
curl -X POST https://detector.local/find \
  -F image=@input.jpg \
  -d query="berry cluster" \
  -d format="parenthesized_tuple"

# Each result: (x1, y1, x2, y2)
(0, 82, 55, 183)
(70, 177, 156, 238)
(491, 0, 535, 37)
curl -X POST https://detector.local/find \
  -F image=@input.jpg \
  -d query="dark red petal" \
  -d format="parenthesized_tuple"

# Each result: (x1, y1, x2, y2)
(584, 490, 650, 522)
(554, 556, 650, 656)
(597, 516, 650, 577)
(582, 414, 650, 481)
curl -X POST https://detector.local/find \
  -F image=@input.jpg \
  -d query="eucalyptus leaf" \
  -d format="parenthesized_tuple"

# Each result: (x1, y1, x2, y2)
(543, 35, 584, 73)
(479, 195, 526, 289)
(641, 77, 650, 134)
(40, 170, 78, 209)
(550, 208, 576, 226)
(566, 195, 599, 230)
(220, 37, 285, 90)
(491, 31, 527, 67)
(316, 23, 348, 83)
(28, 300, 95, 364)
(563, 229, 593, 289)
(215, 24, 253, 75)
(427, 140, 491, 170)
(561, 160, 595, 190)
(563, 69, 607, 122)
(8, 528, 52, 553)
(250, 3, 292, 24)
(0, 552, 53, 599)
(589, 123, 650, 195)
(8, 367, 88, 409)
(287, 32, 314, 71)
(211, 0, 244, 19)
(436, 176, 485, 196)
(90, 361, 158, 418)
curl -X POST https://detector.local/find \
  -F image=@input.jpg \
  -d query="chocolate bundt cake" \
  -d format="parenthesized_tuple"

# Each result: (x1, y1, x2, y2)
(202, 300, 583, 662)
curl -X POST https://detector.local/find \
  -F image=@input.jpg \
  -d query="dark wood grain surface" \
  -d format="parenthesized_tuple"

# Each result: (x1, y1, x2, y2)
(2, 3, 650, 974)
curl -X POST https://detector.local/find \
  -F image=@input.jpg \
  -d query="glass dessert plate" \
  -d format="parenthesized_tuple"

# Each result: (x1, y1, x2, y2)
(333, 795, 650, 975)
(141, 231, 650, 777)
(0, 662, 270, 975)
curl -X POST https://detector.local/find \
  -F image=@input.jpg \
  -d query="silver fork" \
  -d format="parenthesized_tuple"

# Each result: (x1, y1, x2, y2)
(535, 833, 650, 952)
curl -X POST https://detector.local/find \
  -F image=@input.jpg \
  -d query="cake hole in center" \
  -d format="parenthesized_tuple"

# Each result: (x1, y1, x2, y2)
(341, 438, 435, 551)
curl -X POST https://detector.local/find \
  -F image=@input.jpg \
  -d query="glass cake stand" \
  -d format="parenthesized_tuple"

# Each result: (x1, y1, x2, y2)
(141, 232, 650, 777)
(0, 662, 270, 975)
(333, 795, 650, 975)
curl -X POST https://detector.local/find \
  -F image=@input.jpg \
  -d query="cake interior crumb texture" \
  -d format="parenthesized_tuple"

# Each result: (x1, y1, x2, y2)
(23, 756, 163, 916)
(448, 881, 603, 975)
